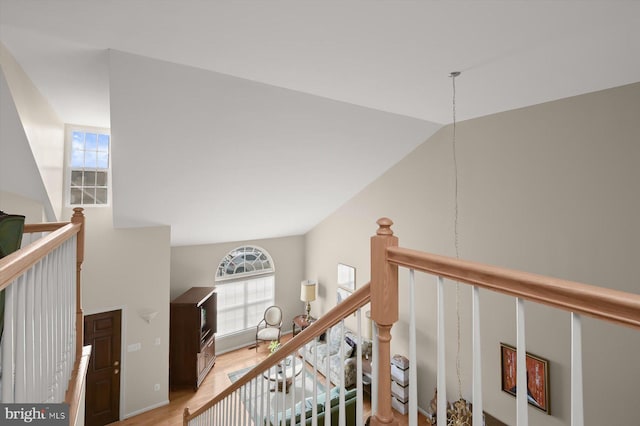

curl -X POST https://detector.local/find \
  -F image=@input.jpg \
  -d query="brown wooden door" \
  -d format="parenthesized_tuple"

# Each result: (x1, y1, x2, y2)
(84, 310, 121, 426)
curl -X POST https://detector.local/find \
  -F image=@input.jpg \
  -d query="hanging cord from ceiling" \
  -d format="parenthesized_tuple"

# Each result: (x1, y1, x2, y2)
(446, 70, 473, 426)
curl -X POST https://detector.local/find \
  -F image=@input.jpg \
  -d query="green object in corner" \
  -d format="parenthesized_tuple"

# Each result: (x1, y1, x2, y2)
(0, 210, 26, 341)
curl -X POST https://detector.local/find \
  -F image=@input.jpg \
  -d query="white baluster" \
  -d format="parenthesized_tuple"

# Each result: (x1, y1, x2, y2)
(266, 367, 271, 425)
(301, 348, 307, 425)
(34, 258, 43, 402)
(273, 365, 278, 426)
(25, 264, 36, 400)
(240, 387, 244, 426)
(356, 309, 364, 426)
(472, 286, 483, 426)
(16, 273, 27, 402)
(45, 257, 54, 401)
(437, 276, 447, 426)
(249, 382, 253, 426)
(233, 389, 238, 425)
(409, 270, 417, 426)
(516, 298, 528, 426)
(233, 389, 242, 425)
(291, 354, 296, 422)
(3, 280, 16, 402)
(571, 313, 584, 426)
(312, 336, 318, 426)
(261, 369, 266, 425)
(339, 320, 345, 426)
(281, 360, 286, 426)
(325, 335, 331, 426)
(248, 378, 253, 425)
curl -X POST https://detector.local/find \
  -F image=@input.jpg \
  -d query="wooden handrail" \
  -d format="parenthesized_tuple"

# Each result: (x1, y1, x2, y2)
(386, 246, 640, 330)
(23, 222, 71, 233)
(184, 281, 372, 424)
(0, 221, 81, 290)
(65, 345, 92, 426)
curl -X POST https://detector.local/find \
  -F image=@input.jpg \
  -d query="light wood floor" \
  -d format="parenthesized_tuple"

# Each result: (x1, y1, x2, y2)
(109, 334, 422, 425)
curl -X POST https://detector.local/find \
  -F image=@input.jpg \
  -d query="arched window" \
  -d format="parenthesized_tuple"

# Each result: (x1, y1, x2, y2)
(216, 246, 274, 280)
(214, 246, 275, 337)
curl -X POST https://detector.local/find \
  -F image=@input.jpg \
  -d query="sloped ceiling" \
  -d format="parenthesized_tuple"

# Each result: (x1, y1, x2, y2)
(1, 1, 639, 245)
(0, 68, 53, 219)
(108, 50, 439, 244)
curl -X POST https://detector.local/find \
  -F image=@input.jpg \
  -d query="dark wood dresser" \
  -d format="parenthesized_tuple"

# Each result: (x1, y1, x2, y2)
(169, 287, 217, 390)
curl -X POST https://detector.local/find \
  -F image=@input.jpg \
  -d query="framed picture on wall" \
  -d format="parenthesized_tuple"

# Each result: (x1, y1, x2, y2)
(337, 263, 356, 291)
(500, 343, 550, 414)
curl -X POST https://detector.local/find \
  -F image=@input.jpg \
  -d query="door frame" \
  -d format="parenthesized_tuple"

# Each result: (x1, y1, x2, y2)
(84, 305, 127, 421)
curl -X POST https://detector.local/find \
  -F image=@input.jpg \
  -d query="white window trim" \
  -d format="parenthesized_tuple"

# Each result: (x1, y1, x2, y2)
(215, 245, 275, 281)
(64, 124, 112, 208)
(214, 245, 276, 337)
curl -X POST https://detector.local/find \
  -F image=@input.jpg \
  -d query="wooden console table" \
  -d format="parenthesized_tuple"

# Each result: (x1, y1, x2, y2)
(292, 314, 315, 336)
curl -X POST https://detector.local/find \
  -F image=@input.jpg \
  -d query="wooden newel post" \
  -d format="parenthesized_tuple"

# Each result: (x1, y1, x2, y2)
(183, 407, 190, 426)
(370, 218, 399, 426)
(71, 208, 85, 361)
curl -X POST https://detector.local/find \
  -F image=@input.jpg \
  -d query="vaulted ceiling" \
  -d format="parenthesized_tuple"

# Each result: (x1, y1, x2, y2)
(1, 1, 639, 245)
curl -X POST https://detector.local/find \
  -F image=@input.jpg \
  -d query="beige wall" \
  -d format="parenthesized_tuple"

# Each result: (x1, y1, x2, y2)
(0, 191, 45, 223)
(171, 235, 305, 353)
(305, 82, 640, 425)
(64, 207, 171, 419)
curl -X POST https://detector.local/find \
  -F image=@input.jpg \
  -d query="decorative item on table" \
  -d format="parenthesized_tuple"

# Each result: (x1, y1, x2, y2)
(268, 340, 282, 372)
(300, 279, 317, 321)
(268, 340, 281, 354)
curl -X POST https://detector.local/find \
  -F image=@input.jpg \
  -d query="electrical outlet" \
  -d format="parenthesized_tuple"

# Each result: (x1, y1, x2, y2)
(127, 343, 141, 352)
(154, 384, 160, 391)
(154, 337, 161, 346)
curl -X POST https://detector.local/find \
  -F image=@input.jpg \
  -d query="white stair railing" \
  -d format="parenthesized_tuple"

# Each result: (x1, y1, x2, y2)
(384, 217, 640, 426)
(184, 284, 372, 426)
(188, 319, 371, 426)
(0, 209, 88, 426)
(2, 234, 77, 403)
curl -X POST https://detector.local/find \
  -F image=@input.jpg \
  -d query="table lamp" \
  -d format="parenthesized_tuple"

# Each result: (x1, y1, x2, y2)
(300, 280, 317, 321)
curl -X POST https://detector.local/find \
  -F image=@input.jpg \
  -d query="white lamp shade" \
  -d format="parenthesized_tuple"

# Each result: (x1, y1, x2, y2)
(300, 280, 317, 302)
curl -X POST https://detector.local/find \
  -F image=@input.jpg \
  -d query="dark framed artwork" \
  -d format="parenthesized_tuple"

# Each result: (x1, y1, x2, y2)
(500, 343, 550, 414)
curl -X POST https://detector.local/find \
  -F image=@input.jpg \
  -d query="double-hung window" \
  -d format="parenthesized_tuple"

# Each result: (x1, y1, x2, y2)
(214, 246, 275, 337)
(67, 126, 111, 206)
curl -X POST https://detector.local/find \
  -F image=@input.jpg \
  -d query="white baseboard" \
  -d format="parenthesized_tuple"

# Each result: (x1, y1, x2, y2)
(123, 399, 169, 419)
